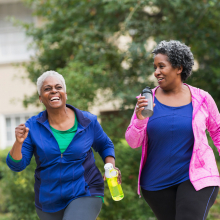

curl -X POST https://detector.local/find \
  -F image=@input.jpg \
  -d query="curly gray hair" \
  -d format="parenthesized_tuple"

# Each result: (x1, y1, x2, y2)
(152, 40, 194, 81)
(37, 70, 66, 95)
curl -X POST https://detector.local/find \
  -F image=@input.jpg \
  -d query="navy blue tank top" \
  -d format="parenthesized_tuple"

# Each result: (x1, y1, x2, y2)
(140, 97, 194, 191)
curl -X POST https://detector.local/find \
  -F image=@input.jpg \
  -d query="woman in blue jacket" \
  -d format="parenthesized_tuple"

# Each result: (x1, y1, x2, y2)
(6, 70, 121, 220)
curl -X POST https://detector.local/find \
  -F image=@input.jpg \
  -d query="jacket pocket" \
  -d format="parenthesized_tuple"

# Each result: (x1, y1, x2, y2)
(195, 143, 219, 176)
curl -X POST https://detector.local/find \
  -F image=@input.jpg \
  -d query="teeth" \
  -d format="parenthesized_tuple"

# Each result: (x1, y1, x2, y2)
(158, 78, 163, 82)
(51, 97, 60, 101)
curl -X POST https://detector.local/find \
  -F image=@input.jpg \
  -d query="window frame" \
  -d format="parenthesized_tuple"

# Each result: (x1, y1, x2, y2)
(4, 113, 34, 147)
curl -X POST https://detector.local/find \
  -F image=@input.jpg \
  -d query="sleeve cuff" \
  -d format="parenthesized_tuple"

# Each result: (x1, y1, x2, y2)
(133, 118, 148, 129)
(8, 153, 22, 163)
(101, 149, 115, 162)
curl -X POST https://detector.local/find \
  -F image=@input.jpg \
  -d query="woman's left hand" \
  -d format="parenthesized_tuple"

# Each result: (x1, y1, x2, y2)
(114, 167, 122, 184)
(103, 167, 122, 184)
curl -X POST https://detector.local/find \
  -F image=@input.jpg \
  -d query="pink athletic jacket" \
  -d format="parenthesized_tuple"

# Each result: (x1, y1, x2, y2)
(125, 84, 220, 196)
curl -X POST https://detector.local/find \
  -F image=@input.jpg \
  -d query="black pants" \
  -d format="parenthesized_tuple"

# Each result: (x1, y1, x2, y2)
(141, 180, 219, 220)
(36, 197, 102, 220)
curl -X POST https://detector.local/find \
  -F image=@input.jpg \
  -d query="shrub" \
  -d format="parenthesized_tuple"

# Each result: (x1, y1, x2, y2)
(0, 141, 154, 220)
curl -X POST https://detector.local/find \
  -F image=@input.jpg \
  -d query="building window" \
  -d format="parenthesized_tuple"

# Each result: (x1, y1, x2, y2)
(25, 116, 30, 121)
(6, 117, 12, 141)
(5, 114, 33, 147)
(15, 117, 20, 126)
(0, 2, 34, 64)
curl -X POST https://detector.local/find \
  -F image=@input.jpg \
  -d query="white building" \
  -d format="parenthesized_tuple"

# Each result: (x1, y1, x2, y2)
(0, 0, 41, 149)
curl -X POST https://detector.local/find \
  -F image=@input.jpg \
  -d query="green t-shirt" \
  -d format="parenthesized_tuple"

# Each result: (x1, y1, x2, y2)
(50, 114, 78, 154)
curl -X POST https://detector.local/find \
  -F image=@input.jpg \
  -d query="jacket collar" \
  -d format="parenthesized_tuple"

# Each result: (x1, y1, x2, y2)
(36, 104, 91, 128)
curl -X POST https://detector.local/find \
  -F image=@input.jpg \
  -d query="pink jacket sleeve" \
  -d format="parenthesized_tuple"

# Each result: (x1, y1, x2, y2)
(125, 107, 148, 149)
(205, 92, 220, 153)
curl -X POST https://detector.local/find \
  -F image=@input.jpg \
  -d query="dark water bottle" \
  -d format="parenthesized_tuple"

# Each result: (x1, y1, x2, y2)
(141, 86, 154, 117)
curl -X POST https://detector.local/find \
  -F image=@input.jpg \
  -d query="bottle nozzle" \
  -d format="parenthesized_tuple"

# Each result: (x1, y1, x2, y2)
(104, 163, 117, 178)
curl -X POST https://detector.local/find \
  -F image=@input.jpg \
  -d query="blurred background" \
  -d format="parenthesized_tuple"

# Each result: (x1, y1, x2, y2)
(1, 0, 220, 219)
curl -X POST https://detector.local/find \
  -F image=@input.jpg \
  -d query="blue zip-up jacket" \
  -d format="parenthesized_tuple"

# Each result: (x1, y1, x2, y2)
(6, 105, 115, 213)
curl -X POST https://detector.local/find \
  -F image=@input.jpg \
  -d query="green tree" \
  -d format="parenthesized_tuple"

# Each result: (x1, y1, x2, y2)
(20, 0, 220, 136)
(21, 0, 220, 110)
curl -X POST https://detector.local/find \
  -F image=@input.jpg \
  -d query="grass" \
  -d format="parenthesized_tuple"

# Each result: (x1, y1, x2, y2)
(0, 213, 12, 220)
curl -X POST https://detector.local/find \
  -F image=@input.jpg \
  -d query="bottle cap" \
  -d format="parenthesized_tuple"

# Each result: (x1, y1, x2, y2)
(141, 86, 152, 95)
(104, 163, 118, 178)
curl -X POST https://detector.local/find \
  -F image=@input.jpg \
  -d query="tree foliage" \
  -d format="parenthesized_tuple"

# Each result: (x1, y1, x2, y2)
(22, 0, 220, 110)
(20, 0, 220, 146)
(0, 149, 38, 220)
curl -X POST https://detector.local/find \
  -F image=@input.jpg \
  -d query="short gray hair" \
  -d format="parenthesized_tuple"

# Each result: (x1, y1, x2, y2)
(37, 70, 66, 95)
(152, 40, 194, 81)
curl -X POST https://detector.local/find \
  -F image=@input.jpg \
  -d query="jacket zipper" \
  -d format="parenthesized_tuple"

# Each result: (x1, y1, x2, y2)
(60, 154, 63, 199)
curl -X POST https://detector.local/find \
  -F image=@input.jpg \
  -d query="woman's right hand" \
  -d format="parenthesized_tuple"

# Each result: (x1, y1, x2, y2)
(135, 96, 155, 120)
(15, 124, 29, 144)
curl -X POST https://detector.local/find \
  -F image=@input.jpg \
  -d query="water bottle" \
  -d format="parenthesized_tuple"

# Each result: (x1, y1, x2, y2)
(104, 163, 124, 201)
(141, 86, 154, 117)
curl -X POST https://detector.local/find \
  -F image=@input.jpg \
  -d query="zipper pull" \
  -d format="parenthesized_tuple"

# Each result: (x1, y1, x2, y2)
(61, 154, 63, 158)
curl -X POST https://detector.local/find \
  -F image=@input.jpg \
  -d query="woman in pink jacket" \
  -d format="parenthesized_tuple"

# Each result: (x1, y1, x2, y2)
(125, 40, 220, 220)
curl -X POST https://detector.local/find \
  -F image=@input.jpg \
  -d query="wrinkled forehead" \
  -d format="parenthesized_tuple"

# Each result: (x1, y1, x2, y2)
(42, 76, 64, 87)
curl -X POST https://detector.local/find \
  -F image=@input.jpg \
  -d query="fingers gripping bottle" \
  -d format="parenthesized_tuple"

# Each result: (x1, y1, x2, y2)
(104, 163, 124, 201)
(141, 86, 154, 117)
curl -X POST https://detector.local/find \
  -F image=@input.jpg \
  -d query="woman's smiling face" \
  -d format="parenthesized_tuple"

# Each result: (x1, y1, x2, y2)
(154, 53, 182, 90)
(39, 76, 67, 109)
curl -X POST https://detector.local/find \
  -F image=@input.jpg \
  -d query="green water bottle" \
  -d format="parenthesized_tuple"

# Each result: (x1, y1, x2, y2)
(104, 163, 124, 201)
